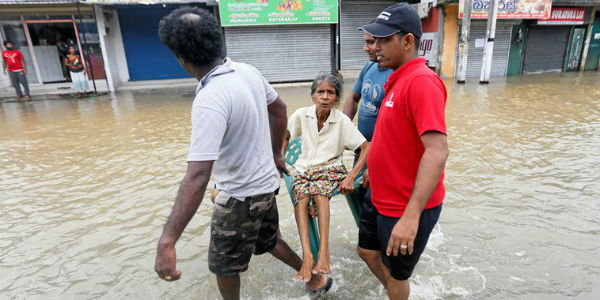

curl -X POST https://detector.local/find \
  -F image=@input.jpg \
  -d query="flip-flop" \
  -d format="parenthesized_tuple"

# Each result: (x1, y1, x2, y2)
(307, 277, 333, 298)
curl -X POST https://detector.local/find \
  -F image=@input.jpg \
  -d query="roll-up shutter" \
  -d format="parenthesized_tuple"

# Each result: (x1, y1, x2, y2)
(455, 21, 512, 77)
(340, 2, 394, 70)
(522, 26, 570, 73)
(224, 25, 332, 82)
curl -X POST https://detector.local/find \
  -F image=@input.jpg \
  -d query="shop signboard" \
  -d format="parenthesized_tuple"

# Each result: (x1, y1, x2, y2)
(219, 0, 338, 26)
(537, 7, 586, 25)
(459, 0, 552, 19)
(418, 32, 438, 67)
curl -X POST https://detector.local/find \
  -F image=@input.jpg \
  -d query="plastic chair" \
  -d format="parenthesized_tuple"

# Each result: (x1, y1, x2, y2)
(283, 137, 364, 258)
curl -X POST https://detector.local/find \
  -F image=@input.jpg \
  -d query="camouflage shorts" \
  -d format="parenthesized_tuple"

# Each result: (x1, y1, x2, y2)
(208, 191, 279, 276)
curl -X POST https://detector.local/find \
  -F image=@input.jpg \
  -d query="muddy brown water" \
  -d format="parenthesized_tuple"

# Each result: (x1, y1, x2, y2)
(1, 72, 599, 300)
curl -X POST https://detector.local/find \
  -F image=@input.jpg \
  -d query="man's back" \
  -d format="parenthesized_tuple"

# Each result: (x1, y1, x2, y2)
(190, 59, 280, 199)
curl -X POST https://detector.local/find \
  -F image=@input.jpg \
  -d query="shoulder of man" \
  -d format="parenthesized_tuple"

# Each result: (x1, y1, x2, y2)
(406, 72, 447, 98)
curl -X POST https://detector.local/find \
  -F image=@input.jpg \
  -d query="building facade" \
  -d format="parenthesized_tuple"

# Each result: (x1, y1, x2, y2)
(0, 1, 107, 92)
(439, 0, 600, 78)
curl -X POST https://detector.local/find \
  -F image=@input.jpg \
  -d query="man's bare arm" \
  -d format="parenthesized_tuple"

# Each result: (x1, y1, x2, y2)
(386, 131, 448, 256)
(158, 161, 213, 247)
(268, 96, 289, 176)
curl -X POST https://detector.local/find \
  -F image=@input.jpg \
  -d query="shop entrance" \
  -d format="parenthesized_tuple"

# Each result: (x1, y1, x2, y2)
(23, 20, 84, 84)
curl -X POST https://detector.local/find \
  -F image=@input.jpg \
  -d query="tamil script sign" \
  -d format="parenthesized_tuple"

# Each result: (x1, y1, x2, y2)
(538, 7, 586, 25)
(459, 0, 552, 19)
(219, 0, 338, 26)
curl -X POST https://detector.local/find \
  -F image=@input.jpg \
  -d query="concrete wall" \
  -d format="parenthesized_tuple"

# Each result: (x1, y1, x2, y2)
(96, 6, 129, 90)
(440, 4, 459, 78)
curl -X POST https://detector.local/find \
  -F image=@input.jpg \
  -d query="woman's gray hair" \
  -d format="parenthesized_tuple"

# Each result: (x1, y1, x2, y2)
(310, 72, 343, 100)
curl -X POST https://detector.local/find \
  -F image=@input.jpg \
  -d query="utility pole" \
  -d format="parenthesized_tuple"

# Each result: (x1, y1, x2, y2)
(480, 0, 499, 84)
(456, 0, 472, 83)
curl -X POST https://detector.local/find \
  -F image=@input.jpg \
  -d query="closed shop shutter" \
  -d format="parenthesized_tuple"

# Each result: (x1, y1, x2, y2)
(224, 25, 332, 82)
(455, 21, 512, 77)
(118, 5, 197, 80)
(340, 2, 394, 70)
(522, 26, 570, 73)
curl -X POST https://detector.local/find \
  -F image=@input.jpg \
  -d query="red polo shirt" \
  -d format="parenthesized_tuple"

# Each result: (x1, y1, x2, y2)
(367, 57, 447, 218)
(2, 49, 24, 71)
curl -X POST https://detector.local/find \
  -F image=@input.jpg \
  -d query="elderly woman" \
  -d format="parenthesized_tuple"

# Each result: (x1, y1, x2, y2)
(284, 73, 369, 282)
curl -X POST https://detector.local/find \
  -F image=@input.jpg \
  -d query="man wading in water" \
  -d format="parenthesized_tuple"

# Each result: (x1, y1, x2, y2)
(358, 3, 449, 300)
(153, 7, 332, 300)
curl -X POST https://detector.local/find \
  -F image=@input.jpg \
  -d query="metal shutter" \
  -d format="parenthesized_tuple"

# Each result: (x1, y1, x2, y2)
(455, 21, 512, 77)
(340, 2, 394, 70)
(224, 25, 332, 82)
(522, 26, 570, 73)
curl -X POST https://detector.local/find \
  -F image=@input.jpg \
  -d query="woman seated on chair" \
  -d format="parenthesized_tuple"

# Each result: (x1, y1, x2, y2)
(283, 73, 369, 282)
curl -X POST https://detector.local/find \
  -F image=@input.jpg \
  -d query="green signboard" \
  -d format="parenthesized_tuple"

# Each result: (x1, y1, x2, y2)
(219, 0, 338, 27)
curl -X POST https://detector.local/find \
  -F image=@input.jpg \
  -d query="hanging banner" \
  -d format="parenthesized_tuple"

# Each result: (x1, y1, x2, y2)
(458, 0, 552, 19)
(219, 0, 338, 27)
(537, 7, 585, 25)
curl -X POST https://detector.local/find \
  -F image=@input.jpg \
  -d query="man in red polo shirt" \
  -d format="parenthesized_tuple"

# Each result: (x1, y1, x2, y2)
(2, 41, 31, 100)
(358, 3, 448, 300)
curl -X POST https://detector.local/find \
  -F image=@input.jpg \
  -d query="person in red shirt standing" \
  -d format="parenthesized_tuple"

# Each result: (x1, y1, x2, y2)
(2, 41, 30, 100)
(357, 3, 449, 300)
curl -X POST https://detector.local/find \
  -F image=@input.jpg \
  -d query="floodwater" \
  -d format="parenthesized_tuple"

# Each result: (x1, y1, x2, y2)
(1, 72, 599, 300)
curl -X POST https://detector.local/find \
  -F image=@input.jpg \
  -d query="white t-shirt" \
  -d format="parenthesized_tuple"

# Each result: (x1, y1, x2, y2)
(188, 58, 280, 201)
(288, 106, 366, 173)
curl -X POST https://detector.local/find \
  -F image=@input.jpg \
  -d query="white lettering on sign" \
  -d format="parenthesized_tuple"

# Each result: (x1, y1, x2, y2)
(538, 8, 586, 25)
(418, 32, 439, 67)
(594, 33, 600, 40)
(550, 9, 585, 20)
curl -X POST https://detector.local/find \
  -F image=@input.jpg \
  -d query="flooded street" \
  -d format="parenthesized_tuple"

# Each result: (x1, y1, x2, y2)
(1, 72, 599, 300)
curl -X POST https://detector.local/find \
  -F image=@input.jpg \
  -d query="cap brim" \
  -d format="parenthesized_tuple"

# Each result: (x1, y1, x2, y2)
(359, 23, 401, 38)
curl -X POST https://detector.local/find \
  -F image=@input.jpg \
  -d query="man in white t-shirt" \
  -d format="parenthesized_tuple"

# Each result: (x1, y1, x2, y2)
(153, 7, 332, 300)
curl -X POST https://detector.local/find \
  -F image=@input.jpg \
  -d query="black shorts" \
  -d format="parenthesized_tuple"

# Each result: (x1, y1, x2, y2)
(208, 191, 279, 276)
(358, 189, 442, 281)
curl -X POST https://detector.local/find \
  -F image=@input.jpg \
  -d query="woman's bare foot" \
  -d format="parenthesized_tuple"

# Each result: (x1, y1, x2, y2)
(312, 251, 330, 274)
(295, 256, 313, 283)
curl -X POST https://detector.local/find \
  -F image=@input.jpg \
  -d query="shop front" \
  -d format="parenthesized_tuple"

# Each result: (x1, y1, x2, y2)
(454, 20, 514, 77)
(339, 1, 395, 70)
(523, 7, 588, 73)
(219, 0, 337, 82)
(0, 3, 105, 90)
(453, 0, 554, 78)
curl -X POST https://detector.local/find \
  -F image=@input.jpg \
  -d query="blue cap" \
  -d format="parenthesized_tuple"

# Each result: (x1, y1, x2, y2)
(360, 3, 422, 39)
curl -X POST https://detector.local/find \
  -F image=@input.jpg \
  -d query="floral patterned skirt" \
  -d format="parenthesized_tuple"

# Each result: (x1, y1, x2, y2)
(292, 165, 348, 218)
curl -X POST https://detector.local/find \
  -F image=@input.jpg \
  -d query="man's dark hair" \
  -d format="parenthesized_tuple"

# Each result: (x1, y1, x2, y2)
(158, 7, 223, 67)
(3, 40, 13, 47)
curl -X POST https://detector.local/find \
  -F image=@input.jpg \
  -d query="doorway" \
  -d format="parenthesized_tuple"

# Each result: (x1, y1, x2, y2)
(23, 20, 84, 84)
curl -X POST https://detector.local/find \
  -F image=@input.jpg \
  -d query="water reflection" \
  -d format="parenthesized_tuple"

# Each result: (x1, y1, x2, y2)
(0, 72, 599, 300)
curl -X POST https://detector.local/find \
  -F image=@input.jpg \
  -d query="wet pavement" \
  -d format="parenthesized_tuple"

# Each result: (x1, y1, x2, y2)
(1, 72, 599, 300)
